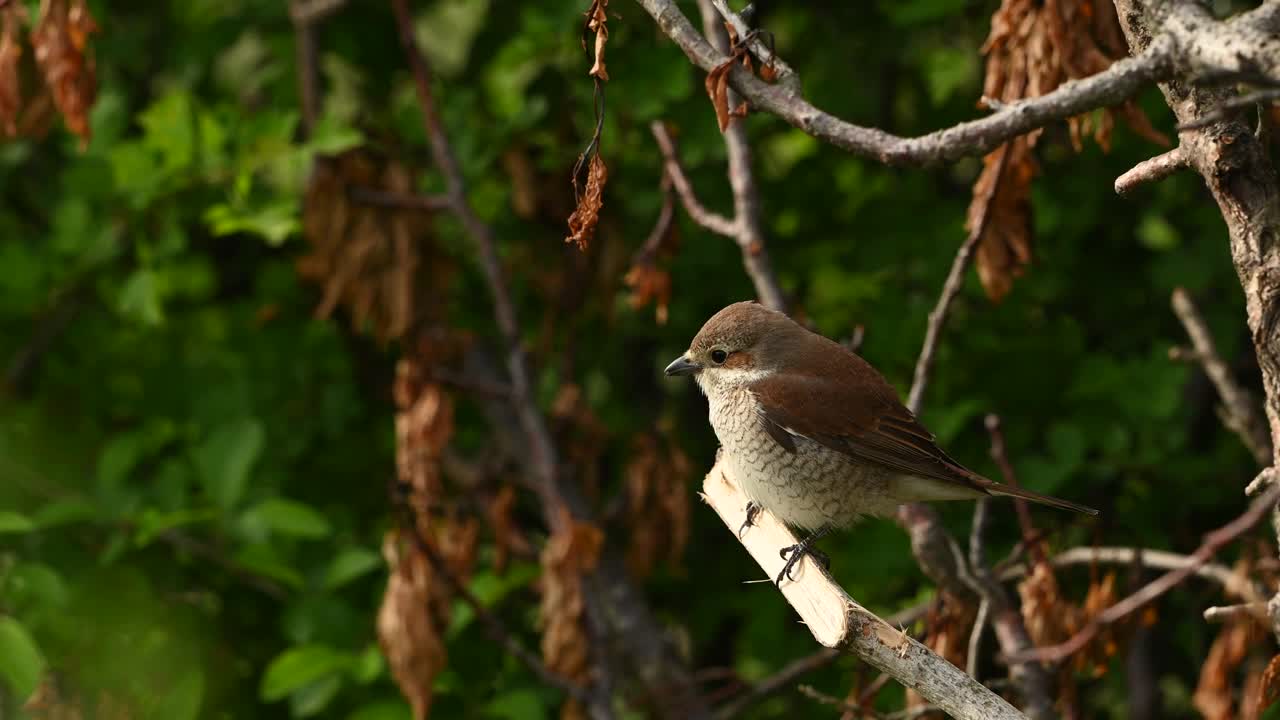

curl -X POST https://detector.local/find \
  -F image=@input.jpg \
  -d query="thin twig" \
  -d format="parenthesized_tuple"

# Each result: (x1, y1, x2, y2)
(1176, 88, 1280, 131)
(650, 121, 738, 236)
(289, 0, 348, 23)
(713, 648, 839, 720)
(906, 143, 1009, 414)
(986, 414, 1044, 564)
(966, 598, 990, 680)
(798, 684, 938, 719)
(1115, 147, 1187, 195)
(1007, 482, 1280, 664)
(348, 186, 453, 213)
(712, 597, 946, 720)
(1171, 287, 1273, 465)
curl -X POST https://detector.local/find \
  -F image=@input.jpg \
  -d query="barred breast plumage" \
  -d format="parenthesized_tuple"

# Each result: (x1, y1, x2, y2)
(708, 386, 903, 530)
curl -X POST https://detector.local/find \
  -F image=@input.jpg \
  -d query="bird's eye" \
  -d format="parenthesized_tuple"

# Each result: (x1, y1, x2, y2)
(710, 349, 729, 365)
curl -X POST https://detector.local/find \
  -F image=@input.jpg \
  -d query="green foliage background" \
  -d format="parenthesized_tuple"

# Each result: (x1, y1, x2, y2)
(0, 0, 1267, 718)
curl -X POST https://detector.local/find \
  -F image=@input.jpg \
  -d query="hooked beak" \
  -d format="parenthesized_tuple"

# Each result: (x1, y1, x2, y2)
(664, 355, 702, 377)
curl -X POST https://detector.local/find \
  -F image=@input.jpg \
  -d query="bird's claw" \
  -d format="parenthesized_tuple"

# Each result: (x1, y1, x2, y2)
(774, 542, 830, 587)
(738, 501, 761, 539)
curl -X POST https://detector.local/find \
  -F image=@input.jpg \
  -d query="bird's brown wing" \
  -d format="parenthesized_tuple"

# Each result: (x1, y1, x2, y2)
(748, 342, 986, 494)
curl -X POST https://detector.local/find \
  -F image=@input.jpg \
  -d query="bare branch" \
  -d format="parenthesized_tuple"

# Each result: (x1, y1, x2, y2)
(1115, 147, 1187, 196)
(650, 121, 738, 236)
(999, 546, 1264, 604)
(635, 0, 1280, 165)
(1171, 287, 1273, 465)
(1006, 482, 1280, 665)
(701, 461, 1028, 720)
(906, 144, 1008, 414)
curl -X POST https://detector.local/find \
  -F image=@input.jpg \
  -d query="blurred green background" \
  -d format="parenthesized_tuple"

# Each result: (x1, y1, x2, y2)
(0, 0, 1269, 718)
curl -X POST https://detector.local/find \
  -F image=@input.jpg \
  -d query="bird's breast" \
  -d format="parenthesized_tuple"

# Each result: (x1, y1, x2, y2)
(706, 388, 901, 529)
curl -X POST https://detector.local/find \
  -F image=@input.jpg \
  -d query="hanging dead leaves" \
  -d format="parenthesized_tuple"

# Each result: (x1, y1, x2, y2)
(622, 429, 692, 578)
(540, 510, 605, 720)
(624, 167, 679, 325)
(704, 23, 777, 132)
(298, 149, 452, 343)
(565, 0, 611, 252)
(971, 0, 1168, 301)
(0, 0, 96, 144)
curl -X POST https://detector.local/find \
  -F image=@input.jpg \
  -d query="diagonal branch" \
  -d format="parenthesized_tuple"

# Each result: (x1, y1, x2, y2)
(635, 0, 1280, 166)
(1006, 482, 1280, 665)
(701, 461, 1027, 720)
(650, 121, 737, 236)
(1171, 287, 1273, 466)
(1115, 147, 1187, 196)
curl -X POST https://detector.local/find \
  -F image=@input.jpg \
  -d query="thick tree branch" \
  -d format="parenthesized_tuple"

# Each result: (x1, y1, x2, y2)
(635, 0, 1280, 166)
(1114, 0, 1280, 644)
(701, 461, 1026, 720)
(1171, 287, 1273, 465)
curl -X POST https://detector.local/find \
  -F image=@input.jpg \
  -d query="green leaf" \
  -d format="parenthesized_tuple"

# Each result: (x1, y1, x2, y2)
(484, 688, 551, 720)
(236, 544, 304, 590)
(192, 418, 265, 509)
(31, 498, 99, 528)
(291, 674, 344, 718)
(323, 548, 382, 590)
(203, 200, 300, 246)
(347, 700, 412, 720)
(242, 498, 332, 539)
(134, 507, 220, 547)
(0, 616, 46, 699)
(260, 645, 350, 701)
(352, 645, 384, 685)
(0, 511, 35, 534)
(118, 268, 166, 325)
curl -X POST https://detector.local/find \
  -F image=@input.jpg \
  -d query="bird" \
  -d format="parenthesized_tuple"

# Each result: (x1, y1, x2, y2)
(664, 301, 1098, 586)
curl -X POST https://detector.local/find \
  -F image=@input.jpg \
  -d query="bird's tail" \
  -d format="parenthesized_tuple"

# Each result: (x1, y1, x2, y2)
(985, 483, 1099, 516)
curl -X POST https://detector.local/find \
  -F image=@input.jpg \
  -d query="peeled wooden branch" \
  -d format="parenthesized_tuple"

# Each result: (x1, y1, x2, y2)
(700, 460, 1027, 720)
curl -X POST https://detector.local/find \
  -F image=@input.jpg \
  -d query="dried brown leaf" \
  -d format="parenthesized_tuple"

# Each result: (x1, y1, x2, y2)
(540, 511, 605, 720)
(565, 153, 607, 250)
(298, 150, 445, 342)
(0, 3, 25, 137)
(379, 532, 447, 720)
(31, 0, 96, 145)
(1194, 616, 1263, 720)
(973, 0, 1168, 299)
(622, 431, 692, 577)
(488, 484, 532, 572)
(1257, 653, 1280, 717)
(705, 57, 734, 132)
(971, 140, 1035, 302)
(624, 263, 672, 325)
(584, 0, 609, 81)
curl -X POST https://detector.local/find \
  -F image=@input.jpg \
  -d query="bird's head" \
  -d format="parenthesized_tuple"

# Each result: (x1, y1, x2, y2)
(664, 301, 802, 393)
